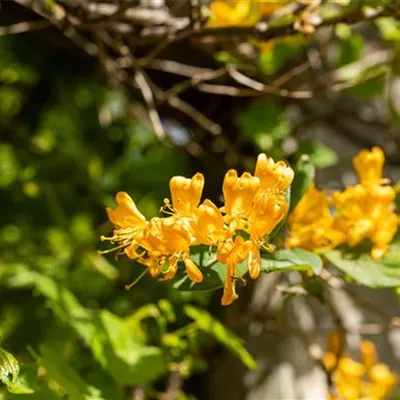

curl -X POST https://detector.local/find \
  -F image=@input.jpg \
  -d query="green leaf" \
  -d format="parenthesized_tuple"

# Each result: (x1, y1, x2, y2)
(184, 306, 257, 370)
(237, 100, 290, 151)
(325, 242, 400, 287)
(39, 345, 105, 400)
(4, 364, 38, 394)
(289, 154, 315, 213)
(296, 141, 338, 169)
(261, 248, 323, 275)
(33, 275, 165, 386)
(171, 247, 322, 292)
(0, 144, 19, 188)
(376, 17, 400, 41)
(0, 347, 19, 387)
(171, 247, 248, 292)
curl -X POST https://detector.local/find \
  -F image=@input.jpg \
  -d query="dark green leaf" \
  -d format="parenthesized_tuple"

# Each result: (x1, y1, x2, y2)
(237, 100, 290, 151)
(184, 306, 257, 370)
(171, 247, 248, 292)
(172, 247, 322, 292)
(39, 345, 105, 400)
(289, 154, 315, 213)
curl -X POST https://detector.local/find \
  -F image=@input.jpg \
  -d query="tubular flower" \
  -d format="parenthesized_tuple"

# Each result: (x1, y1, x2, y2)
(191, 199, 229, 246)
(254, 153, 294, 191)
(103, 153, 292, 305)
(332, 183, 398, 259)
(102, 192, 147, 259)
(217, 236, 249, 306)
(326, 339, 398, 400)
(353, 146, 386, 186)
(168, 173, 204, 217)
(288, 148, 399, 259)
(139, 217, 202, 282)
(286, 184, 345, 251)
(207, 0, 257, 27)
(247, 191, 288, 241)
(222, 170, 260, 223)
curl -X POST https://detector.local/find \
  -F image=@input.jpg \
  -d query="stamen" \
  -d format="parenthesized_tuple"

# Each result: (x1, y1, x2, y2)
(125, 267, 149, 290)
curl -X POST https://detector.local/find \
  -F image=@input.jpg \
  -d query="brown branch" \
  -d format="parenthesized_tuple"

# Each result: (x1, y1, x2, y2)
(0, 19, 51, 36)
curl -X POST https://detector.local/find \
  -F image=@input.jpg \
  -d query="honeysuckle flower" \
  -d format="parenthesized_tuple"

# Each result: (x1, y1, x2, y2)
(139, 217, 202, 282)
(254, 153, 294, 192)
(102, 192, 147, 259)
(207, 0, 256, 27)
(167, 173, 204, 217)
(103, 153, 292, 304)
(217, 236, 249, 306)
(326, 338, 398, 400)
(353, 146, 386, 186)
(222, 169, 260, 223)
(246, 191, 288, 241)
(191, 199, 229, 246)
(332, 183, 398, 259)
(286, 184, 345, 251)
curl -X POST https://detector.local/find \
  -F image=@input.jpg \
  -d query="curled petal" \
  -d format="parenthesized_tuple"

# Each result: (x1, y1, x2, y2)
(106, 191, 146, 228)
(184, 258, 203, 283)
(247, 241, 261, 279)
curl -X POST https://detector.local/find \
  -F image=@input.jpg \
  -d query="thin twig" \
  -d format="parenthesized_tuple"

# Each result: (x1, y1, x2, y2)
(0, 19, 51, 36)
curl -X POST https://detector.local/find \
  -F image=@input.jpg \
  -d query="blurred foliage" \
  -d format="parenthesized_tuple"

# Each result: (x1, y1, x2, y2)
(0, 36, 257, 398)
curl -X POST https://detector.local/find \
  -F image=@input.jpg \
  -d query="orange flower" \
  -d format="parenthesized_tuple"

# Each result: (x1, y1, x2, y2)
(168, 173, 204, 217)
(217, 236, 249, 306)
(254, 153, 294, 192)
(102, 192, 147, 259)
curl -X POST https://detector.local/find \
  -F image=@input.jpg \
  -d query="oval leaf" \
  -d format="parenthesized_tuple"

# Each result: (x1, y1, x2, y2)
(261, 248, 323, 275)
(325, 242, 400, 288)
(171, 247, 322, 292)
(0, 347, 20, 385)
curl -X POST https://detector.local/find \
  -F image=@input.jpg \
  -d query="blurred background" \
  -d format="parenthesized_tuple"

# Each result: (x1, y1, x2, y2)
(0, 1, 399, 399)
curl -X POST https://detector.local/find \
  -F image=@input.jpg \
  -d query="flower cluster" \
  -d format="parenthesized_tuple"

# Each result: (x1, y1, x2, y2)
(287, 147, 399, 259)
(324, 336, 398, 400)
(102, 154, 293, 305)
(207, 0, 285, 27)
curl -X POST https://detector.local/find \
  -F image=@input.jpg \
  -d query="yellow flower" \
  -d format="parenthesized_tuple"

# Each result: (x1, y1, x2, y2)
(353, 147, 386, 186)
(222, 169, 260, 222)
(103, 192, 147, 259)
(254, 153, 294, 192)
(207, 0, 257, 27)
(360, 340, 377, 369)
(217, 236, 249, 306)
(139, 217, 202, 282)
(168, 173, 204, 217)
(286, 184, 345, 251)
(333, 184, 398, 259)
(326, 339, 398, 400)
(191, 199, 229, 246)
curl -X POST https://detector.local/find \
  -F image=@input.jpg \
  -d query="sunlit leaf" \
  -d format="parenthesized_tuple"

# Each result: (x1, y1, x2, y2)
(0, 347, 19, 386)
(4, 364, 38, 394)
(325, 241, 400, 287)
(289, 154, 315, 212)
